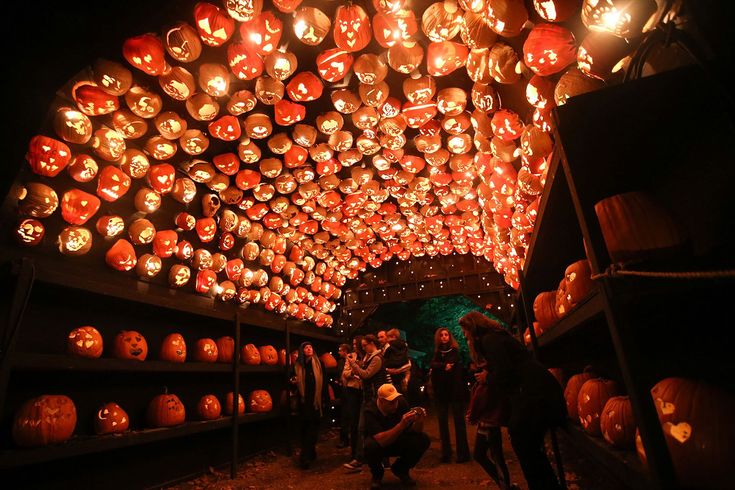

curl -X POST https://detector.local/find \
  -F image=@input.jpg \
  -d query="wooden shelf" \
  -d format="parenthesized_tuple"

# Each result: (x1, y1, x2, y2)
(560, 423, 650, 490)
(534, 291, 605, 349)
(10, 354, 288, 374)
(287, 321, 343, 342)
(0, 412, 284, 469)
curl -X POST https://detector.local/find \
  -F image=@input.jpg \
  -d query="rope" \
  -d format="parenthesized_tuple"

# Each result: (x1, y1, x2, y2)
(591, 263, 735, 281)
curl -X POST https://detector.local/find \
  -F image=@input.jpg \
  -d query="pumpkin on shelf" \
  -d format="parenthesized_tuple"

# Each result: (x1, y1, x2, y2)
(564, 259, 595, 305)
(259, 345, 279, 366)
(159, 333, 187, 363)
(197, 394, 222, 420)
(533, 291, 559, 330)
(194, 338, 219, 363)
(67, 326, 104, 359)
(94, 402, 130, 435)
(249, 390, 273, 413)
(147, 393, 186, 427)
(600, 395, 635, 448)
(112, 330, 148, 361)
(319, 352, 338, 369)
(242, 343, 262, 365)
(636, 377, 735, 488)
(278, 348, 288, 366)
(12, 395, 77, 447)
(564, 370, 595, 420)
(224, 392, 246, 415)
(577, 378, 620, 436)
(216, 336, 235, 363)
(595, 191, 688, 265)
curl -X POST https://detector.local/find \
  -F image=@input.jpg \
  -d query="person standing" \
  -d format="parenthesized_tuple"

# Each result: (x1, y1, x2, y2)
(338, 343, 362, 462)
(377, 330, 388, 353)
(292, 341, 324, 469)
(363, 384, 431, 489)
(383, 328, 411, 393)
(430, 327, 471, 463)
(459, 311, 565, 490)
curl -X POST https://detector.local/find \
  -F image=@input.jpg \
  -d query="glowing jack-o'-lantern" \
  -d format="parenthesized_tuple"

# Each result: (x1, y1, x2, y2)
(265, 50, 298, 80)
(240, 11, 282, 56)
(422, 1, 462, 42)
(57, 227, 92, 256)
(68, 154, 99, 183)
(136, 254, 162, 278)
(293, 6, 331, 46)
(113, 330, 148, 361)
(582, 0, 657, 39)
(259, 345, 279, 365)
(523, 24, 577, 77)
(106, 239, 137, 271)
(526, 75, 556, 109)
(67, 326, 103, 359)
(485, 0, 528, 37)
(26, 136, 71, 177)
(95, 402, 129, 435)
(600, 395, 635, 448)
(15, 219, 44, 246)
(147, 393, 185, 427)
(533, 0, 581, 22)
(275, 100, 306, 126)
(286, 72, 323, 102)
(61, 189, 101, 226)
(159, 66, 196, 100)
(54, 108, 92, 144)
(197, 395, 222, 420)
(195, 269, 218, 294)
(169, 264, 192, 287)
(123, 34, 166, 76)
(578, 378, 620, 436)
(165, 22, 202, 62)
(333, 4, 372, 52)
(488, 43, 522, 85)
(96, 166, 131, 202)
(577, 31, 631, 80)
(555, 67, 606, 106)
(194, 2, 236, 47)
(12, 395, 77, 447)
(227, 42, 263, 80)
(93, 58, 132, 96)
(224, 392, 246, 416)
(315, 49, 354, 84)
(159, 333, 187, 363)
(491, 110, 524, 141)
(461, 11, 497, 49)
(224, 0, 263, 21)
(242, 343, 262, 365)
(373, 10, 417, 48)
(426, 41, 468, 76)
(194, 338, 219, 363)
(388, 41, 424, 74)
(249, 390, 273, 413)
(18, 183, 58, 218)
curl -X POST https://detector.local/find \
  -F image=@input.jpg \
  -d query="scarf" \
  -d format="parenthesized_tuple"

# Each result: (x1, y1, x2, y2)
(295, 356, 323, 415)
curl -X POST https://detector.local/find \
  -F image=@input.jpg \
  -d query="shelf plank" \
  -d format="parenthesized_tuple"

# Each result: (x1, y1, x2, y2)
(11, 354, 283, 374)
(0, 412, 284, 469)
(287, 321, 343, 342)
(560, 423, 650, 490)
(535, 290, 605, 349)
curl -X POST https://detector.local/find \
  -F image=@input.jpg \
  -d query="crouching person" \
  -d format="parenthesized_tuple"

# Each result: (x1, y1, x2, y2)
(363, 384, 431, 489)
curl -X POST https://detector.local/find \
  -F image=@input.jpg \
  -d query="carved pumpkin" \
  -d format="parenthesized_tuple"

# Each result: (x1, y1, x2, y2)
(26, 135, 71, 177)
(601, 396, 635, 448)
(555, 67, 606, 106)
(224, 392, 246, 415)
(249, 390, 273, 413)
(577, 31, 631, 80)
(286, 72, 323, 102)
(123, 34, 166, 76)
(105, 239, 137, 271)
(581, 0, 657, 39)
(636, 377, 735, 488)
(333, 4, 371, 52)
(293, 6, 331, 46)
(15, 219, 45, 246)
(97, 166, 132, 202)
(12, 395, 77, 447)
(58, 227, 93, 256)
(197, 394, 222, 420)
(240, 11, 282, 56)
(216, 336, 236, 363)
(160, 333, 187, 363)
(426, 41, 469, 77)
(113, 330, 148, 361)
(194, 2, 236, 47)
(18, 182, 58, 218)
(577, 378, 620, 436)
(194, 338, 219, 363)
(259, 345, 279, 365)
(533, 291, 559, 330)
(595, 191, 687, 265)
(319, 352, 338, 369)
(147, 393, 186, 427)
(564, 260, 595, 305)
(67, 326, 104, 359)
(533, 0, 581, 22)
(227, 42, 263, 80)
(485, 0, 529, 37)
(242, 343, 262, 365)
(165, 22, 202, 62)
(95, 402, 130, 435)
(523, 24, 577, 76)
(564, 371, 594, 420)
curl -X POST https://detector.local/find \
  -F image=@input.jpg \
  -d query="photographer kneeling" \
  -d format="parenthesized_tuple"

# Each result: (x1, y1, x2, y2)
(363, 384, 431, 489)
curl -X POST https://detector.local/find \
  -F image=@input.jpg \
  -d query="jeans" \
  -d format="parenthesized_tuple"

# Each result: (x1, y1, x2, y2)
(341, 387, 362, 459)
(509, 425, 561, 490)
(435, 399, 470, 460)
(364, 431, 431, 479)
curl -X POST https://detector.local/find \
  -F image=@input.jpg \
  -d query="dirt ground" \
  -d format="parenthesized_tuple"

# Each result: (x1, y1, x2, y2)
(170, 414, 617, 490)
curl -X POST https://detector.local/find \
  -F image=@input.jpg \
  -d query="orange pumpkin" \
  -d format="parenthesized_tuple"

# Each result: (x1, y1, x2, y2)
(533, 291, 559, 330)
(15, 218, 45, 246)
(533, 0, 581, 22)
(160, 333, 187, 363)
(319, 352, 338, 369)
(523, 24, 577, 76)
(197, 394, 222, 420)
(564, 371, 594, 420)
(227, 42, 263, 80)
(564, 260, 595, 305)
(147, 393, 186, 427)
(12, 395, 77, 447)
(249, 390, 273, 413)
(94, 402, 129, 435)
(194, 338, 219, 363)
(224, 392, 246, 415)
(316, 48, 354, 82)
(113, 330, 148, 361)
(122, 34, 166, 76)
(239, 11, 282, 56)
(278, 348, 288, 366)
(595, 192, 687, 265)
(286, 72, 323, 102)
(600, 396, 636, 448)
(216, 336, 236, 363)
(194, 2, 236, 47)
(259, 345, 279, 365)
(67, 326, 104, 359)
(242, 343, 262, 365)
(333, 4, 371, 52)
(97, 166, 132, 202)
(577, 378, 619, 436)
(61, 189, 101, 226)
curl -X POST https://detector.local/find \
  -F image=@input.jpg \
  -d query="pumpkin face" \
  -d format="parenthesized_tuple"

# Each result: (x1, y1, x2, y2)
(242, 343, 262, 365)
(147, 394, 186, 427)
(248, 390, 273, 413)
(67, 326, 104, 359)
(216, 336, 236, 363)
(160, 333, 187, 363)
(564, 372, 594, 420)
(564, 259, 595, 305)
(61, 189, 101, 226)
(333, 4, 372, 53)
(533, 291, 559, 330)
(319, 352, 338, 369)
(224, 392, 246, 415)
(259, 345, 279, 365)
(636, 377, 735, 488)
(197, 394, 222, 420)
(577, 378, 619, 436)
(523, 24, 577, 77)
(12, 395, 77, 447)
(194, 338, 219, 363)
(94, 402, 129, 435)
(600, 396, 635, 448)
(113, 330, 148, 361)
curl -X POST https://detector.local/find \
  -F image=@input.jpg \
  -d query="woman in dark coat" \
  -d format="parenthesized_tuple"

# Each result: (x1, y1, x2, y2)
(430, 327, 470, 463)
(292, 341, 324, 469)
(459, 311, 565, 490)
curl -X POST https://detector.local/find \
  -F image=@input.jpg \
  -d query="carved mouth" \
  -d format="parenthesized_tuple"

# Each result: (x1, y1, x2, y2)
(130, 348, 143, 356)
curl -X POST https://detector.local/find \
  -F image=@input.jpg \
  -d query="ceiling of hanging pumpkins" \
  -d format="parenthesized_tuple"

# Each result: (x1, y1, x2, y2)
(11, 0, 660, 327)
